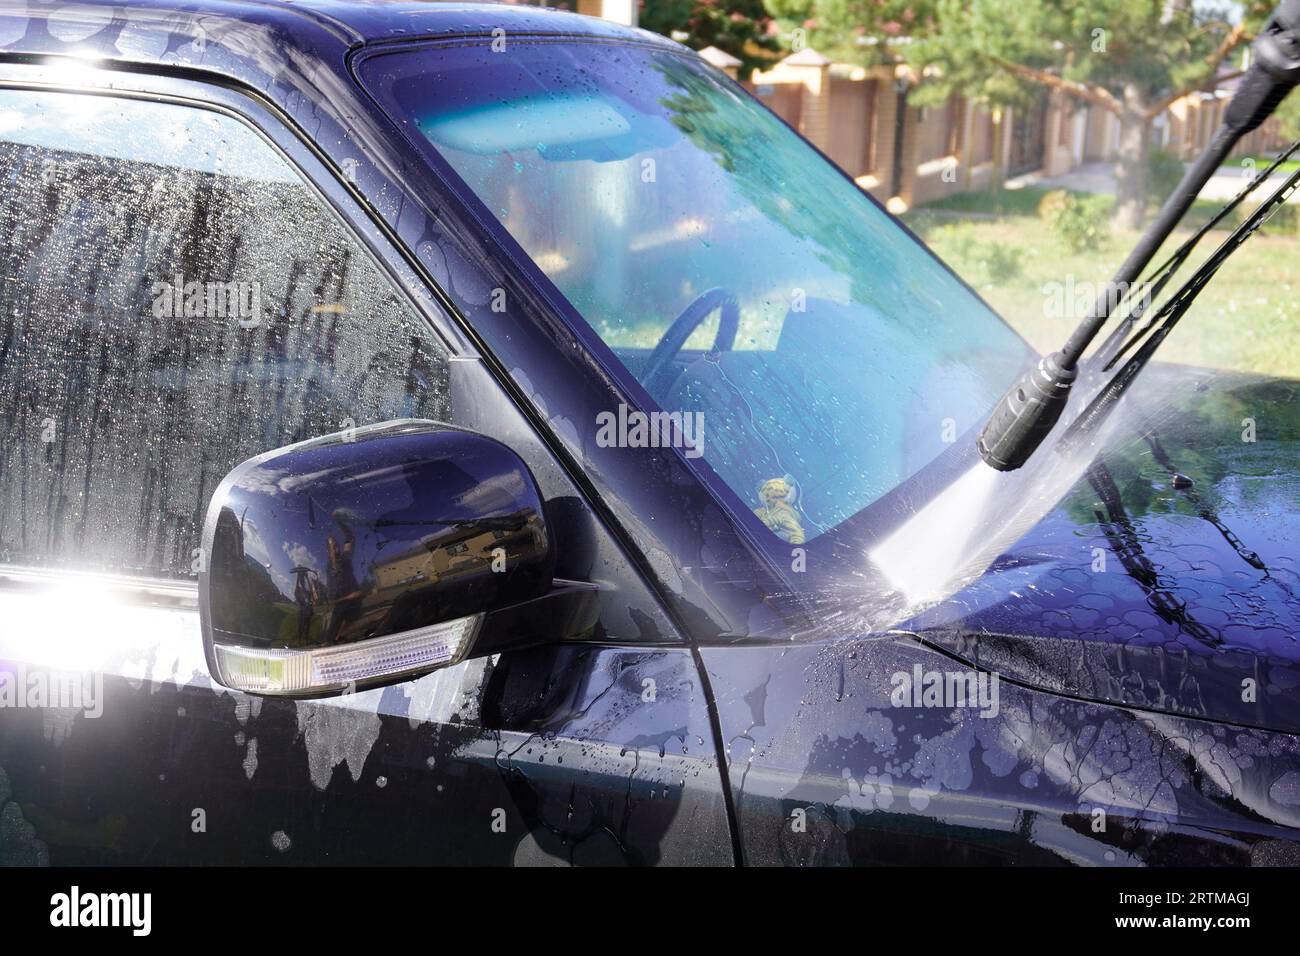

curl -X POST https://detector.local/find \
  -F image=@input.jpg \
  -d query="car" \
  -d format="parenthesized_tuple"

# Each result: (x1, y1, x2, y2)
(0, 0, 1297, 868)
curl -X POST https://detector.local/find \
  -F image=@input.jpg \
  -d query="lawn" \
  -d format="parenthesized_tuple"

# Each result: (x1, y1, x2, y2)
(1218, 152, 1300, 176)
(903, 187, 1300, 379)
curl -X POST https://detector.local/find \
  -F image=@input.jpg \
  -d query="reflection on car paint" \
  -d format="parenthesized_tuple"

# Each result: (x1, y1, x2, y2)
(0, 573, 732, 864)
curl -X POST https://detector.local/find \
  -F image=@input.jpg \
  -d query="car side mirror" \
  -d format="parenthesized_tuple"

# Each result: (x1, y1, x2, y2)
(198, 420, 582, 697)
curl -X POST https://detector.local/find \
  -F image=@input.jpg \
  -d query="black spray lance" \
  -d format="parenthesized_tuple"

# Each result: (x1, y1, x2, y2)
(976, 0, 1300, 472)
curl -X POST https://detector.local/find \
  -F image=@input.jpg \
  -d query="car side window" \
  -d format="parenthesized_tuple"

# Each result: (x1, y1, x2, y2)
(0, 89, 451, 580)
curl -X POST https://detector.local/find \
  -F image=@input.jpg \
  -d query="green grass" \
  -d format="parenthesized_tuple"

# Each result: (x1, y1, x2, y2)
(1219, 152, 1300, 176)
(917, 185, 1060, 217)
(904, 190, 1300, 379)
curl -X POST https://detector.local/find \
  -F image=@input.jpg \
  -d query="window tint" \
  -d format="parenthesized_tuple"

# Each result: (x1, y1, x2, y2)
(0, 90, 450, 579)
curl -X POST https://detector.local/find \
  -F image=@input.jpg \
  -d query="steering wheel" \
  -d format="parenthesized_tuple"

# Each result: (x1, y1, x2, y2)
(640, 288, 740, 394)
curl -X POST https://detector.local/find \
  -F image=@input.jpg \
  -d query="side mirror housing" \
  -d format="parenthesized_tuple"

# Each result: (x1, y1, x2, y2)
(199, 420, 561, 696)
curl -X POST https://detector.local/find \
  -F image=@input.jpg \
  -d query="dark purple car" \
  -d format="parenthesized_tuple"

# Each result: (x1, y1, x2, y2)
(0, 0, 1297, 867)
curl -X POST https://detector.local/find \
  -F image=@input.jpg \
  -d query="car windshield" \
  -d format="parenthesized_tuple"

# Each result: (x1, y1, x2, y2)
(360, 39, 1033, 544)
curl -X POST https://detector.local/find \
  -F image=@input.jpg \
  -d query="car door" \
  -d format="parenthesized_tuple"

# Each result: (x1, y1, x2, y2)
(0, 75, 734, 866)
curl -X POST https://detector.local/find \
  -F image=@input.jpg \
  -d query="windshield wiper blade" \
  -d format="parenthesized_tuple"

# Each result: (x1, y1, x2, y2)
(1097, 135, 1300, 371)
(1059, 150, 1300, 450)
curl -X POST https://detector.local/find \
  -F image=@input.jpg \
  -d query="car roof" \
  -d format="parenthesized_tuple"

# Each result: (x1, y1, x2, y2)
(0, 1, 679, 83)
(268, 0, 657, 44)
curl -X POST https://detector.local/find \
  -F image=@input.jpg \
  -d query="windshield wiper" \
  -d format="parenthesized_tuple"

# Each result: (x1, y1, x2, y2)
(1059, 145, 1300, 447)
(976, 0, 1300, 472)
(1095, 135, 1300, 371)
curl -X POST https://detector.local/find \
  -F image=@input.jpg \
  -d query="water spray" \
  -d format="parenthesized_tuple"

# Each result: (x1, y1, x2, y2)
(873, 1, 1300, 613)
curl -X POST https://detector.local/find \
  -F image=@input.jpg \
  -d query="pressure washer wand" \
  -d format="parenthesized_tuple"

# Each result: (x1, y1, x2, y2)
(1059, 155, 1300, 451)
(976, 0, 1300, 472)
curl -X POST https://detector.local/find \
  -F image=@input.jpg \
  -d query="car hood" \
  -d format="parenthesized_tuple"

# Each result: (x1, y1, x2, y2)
(905, 365, 1300, 734)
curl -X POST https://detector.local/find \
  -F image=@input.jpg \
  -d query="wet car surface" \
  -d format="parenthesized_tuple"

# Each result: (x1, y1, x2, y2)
(0, 0, 1297, 868)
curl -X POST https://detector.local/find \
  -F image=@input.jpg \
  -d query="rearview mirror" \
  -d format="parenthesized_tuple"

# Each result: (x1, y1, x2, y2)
(199, 420, 565, 697)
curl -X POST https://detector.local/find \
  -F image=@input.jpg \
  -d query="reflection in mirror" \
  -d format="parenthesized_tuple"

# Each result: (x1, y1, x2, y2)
(200, 420, 554, 696)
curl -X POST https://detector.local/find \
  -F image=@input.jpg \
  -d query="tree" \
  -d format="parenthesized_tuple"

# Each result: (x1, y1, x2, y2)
(766, 0, 1276, 229)
(640, 0, 782, 78)
(764, 0, 922, 65)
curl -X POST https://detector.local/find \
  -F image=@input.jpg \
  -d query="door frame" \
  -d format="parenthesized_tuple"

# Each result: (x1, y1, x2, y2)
(0, 58, 745, 863)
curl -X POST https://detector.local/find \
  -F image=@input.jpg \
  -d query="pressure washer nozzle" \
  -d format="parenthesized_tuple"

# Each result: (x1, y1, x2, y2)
(977, 352, 1077, 472)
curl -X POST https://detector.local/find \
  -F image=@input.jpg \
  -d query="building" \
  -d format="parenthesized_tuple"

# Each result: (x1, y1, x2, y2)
(506, 2, 1283, 210)
(744, 49, 1283, 211)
